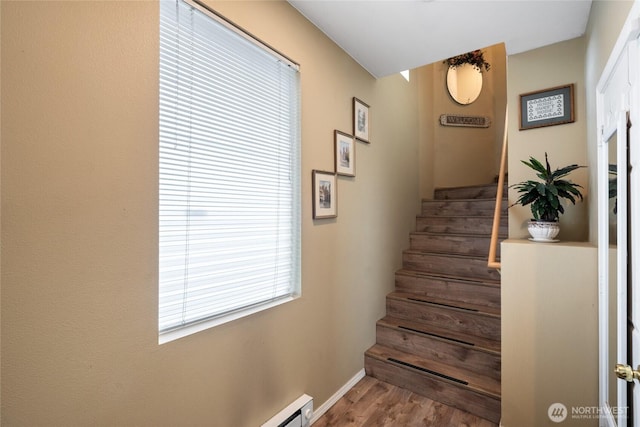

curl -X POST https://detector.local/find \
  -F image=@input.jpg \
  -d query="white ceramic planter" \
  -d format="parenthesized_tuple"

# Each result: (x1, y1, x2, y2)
(527, 220, 560, 242)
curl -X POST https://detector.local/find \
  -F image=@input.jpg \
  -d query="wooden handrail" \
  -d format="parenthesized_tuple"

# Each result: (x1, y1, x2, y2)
(488, 110, 508, 271)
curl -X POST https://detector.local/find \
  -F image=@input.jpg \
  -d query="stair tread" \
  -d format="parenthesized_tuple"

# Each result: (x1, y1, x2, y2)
(388, 291, 501, 316)
(404, 249, 502, 261)
(422, 198, 507, 203)
(379, 316, 501, 354)
(415, 217, 507, 234)
(365, 355, 501, 422)
(434, 183, 506, 191)
(403, 249, 490, 261)
(397, 268, 501, 285)
(403, 252, 501, 282)
(395, 268, 501, 287)
(417, 217, 506, 223)
(411, 231, 508, 239)
(409, 233, 504, 259)
(418, 214, 504, 218)
(366, 344, 501, 398)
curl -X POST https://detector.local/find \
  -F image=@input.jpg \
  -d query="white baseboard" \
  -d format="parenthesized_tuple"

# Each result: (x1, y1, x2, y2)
(310, 368, 366, 425)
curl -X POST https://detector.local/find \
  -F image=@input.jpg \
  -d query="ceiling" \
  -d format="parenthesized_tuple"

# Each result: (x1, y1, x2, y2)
(287, 0, 593, 78)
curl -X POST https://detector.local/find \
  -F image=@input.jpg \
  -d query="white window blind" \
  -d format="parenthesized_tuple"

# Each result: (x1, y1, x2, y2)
(159, 0, 301, 342)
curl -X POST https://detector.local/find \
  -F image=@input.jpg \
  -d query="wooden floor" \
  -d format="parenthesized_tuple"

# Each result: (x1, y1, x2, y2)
(313, 376, 499, 427)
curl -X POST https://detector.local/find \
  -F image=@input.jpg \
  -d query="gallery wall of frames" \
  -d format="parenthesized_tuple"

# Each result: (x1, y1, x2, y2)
(312, 97, 370, 219)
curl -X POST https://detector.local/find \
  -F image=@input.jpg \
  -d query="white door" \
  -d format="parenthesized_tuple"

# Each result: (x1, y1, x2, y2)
(598, 10, 640, 426)
(598, 108, 630, 427)
(626, 33, 640, 423)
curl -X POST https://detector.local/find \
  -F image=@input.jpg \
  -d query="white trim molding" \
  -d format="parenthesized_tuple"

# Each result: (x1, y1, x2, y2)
(310, 369, 366, 425)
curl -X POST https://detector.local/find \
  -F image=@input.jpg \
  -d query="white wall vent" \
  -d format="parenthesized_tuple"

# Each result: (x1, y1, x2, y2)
(261, 394, 313, 427)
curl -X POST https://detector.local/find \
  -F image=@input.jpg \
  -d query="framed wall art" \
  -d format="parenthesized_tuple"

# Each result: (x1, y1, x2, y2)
(353, 97, 370, 143)
(312, 170, 337, 219)
(334, 130, 355, 177)
(519, 84, 575, 130)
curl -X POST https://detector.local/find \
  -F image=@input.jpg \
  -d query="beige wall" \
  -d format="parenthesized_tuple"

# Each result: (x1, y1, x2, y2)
(0, 1, 420, 425)
(417, 43, 507, 198)
(507, 37, 589, 242)
(509, 0, 636, 245)
(417, 64, 436, 199)
(501, 240, 598, 427)
(501, 3, 636, 425)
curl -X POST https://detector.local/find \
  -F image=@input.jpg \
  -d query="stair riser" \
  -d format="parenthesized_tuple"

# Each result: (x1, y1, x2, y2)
(395, 274, 500, 309)
(387, 298, 501, 341)
(416, 216, 507, 235)
(410, 234, 499, 258)
(422, 199, 506, 216)
(402, 252, 501, 281)
(365, 355, 501, 423)
(376, 323, 501, 381)
(435, 185, 508, 200)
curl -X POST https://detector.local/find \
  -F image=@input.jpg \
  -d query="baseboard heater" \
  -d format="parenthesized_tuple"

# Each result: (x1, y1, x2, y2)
(261, 394, 313, 427)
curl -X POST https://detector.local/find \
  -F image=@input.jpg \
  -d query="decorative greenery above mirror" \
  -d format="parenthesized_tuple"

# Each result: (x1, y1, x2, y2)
(444, 50, 491, 72)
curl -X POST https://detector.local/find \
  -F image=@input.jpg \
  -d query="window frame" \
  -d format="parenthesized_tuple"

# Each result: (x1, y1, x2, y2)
(158, 0, 301, 344)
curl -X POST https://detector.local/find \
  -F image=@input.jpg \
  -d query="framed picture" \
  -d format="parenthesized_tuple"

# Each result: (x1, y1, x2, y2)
(353, 97, 370, 143)
(519, 84, 575, 130)
(334, 130, 355, 177)
(312, 170, 337, 219)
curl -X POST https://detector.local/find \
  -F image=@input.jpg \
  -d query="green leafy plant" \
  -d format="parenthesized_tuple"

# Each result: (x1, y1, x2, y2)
(511, 152, 585, 222)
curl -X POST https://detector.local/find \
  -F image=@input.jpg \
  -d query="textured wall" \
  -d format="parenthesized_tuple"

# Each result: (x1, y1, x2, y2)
(501, 240, 598, 427)
(507, 37, 589, 242)
(0, 1, 420, 425)
(417, 43, 508, 198)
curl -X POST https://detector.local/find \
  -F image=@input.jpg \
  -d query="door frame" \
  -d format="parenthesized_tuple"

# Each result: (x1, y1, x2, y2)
(597, 107, 629, 427)
(597, 3, 640, 426)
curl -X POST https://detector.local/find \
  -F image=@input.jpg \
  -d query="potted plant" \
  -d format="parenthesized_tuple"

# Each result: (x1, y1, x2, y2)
(511, 152, 585, 241)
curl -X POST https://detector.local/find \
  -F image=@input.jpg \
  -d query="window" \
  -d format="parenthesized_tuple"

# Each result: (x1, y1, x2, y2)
(159, 0, 301, 343)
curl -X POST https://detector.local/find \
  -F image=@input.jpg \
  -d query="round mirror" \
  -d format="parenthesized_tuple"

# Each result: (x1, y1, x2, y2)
(446, 63, 483, 105)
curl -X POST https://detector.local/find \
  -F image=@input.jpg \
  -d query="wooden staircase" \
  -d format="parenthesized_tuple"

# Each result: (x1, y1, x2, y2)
(364, 182, 507, 423)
